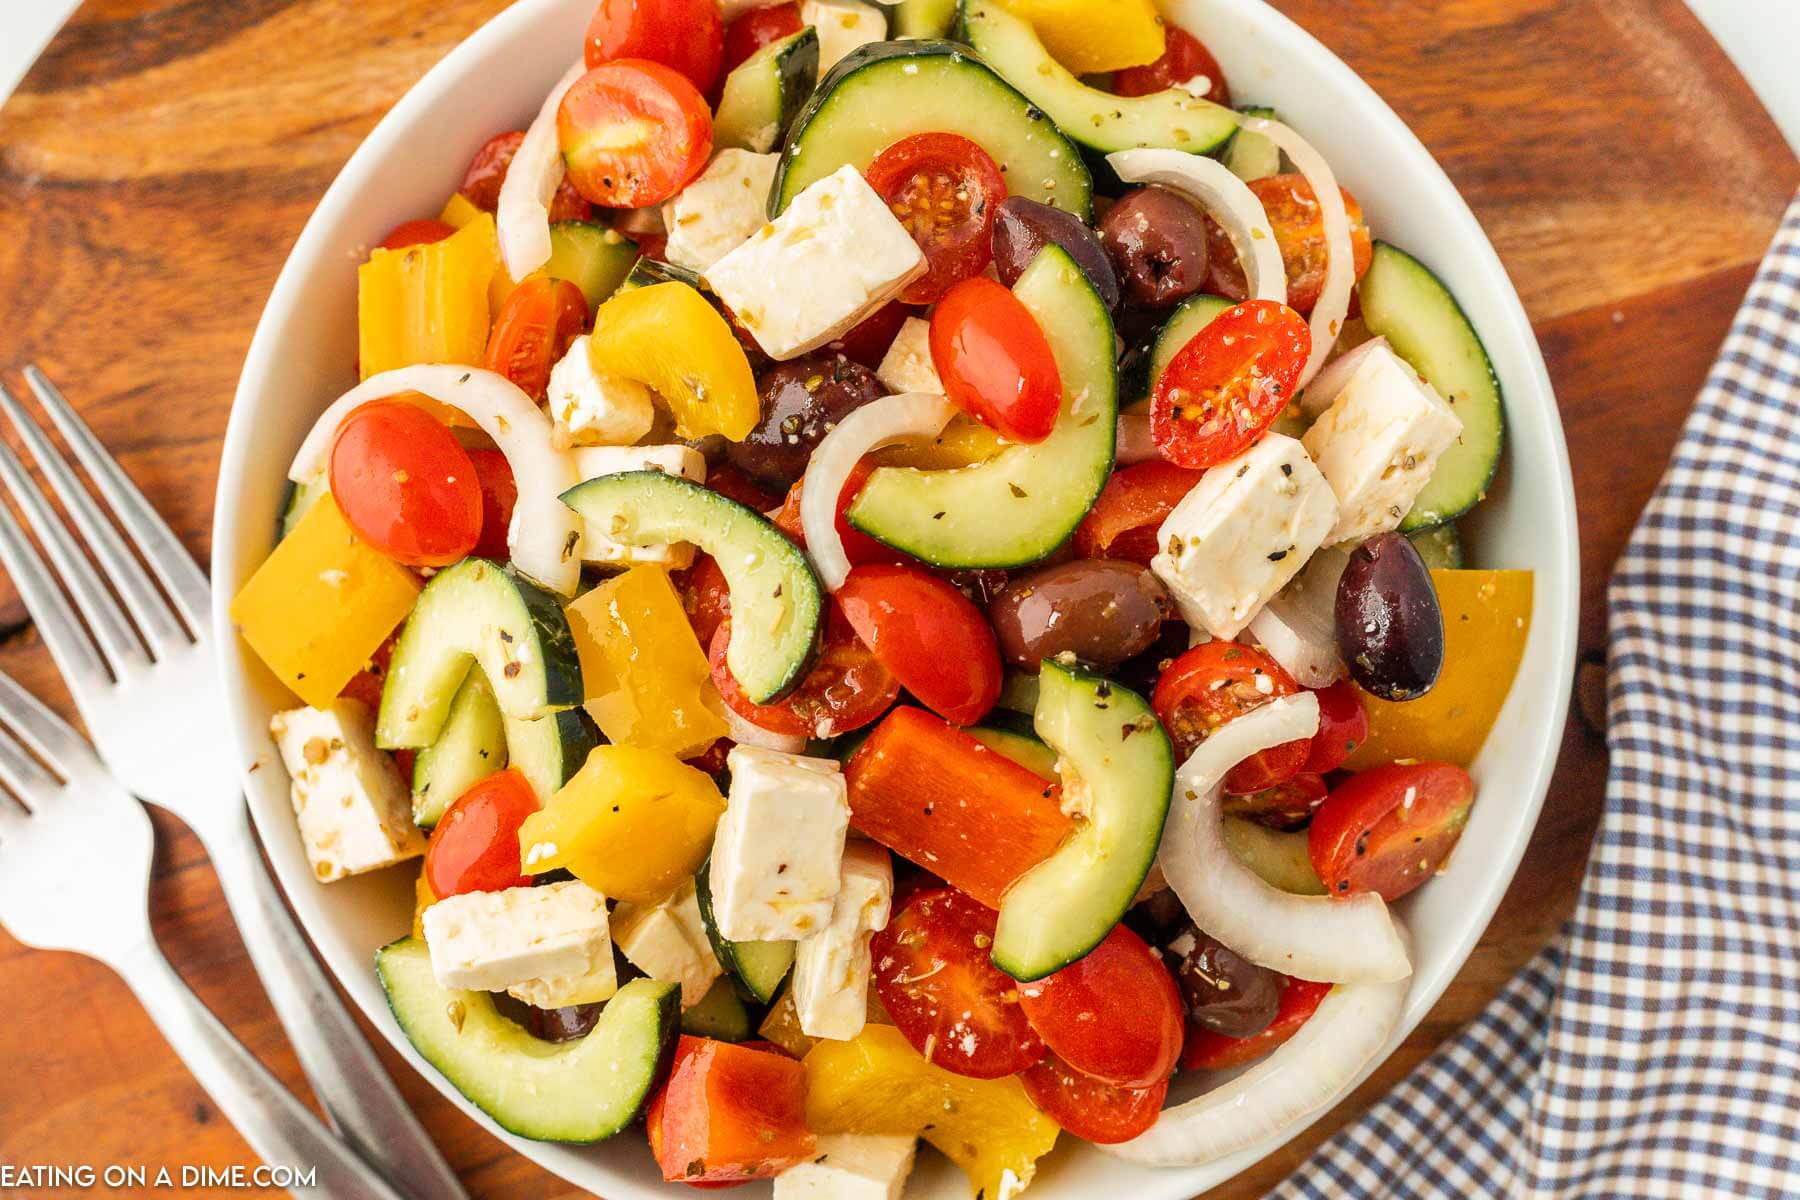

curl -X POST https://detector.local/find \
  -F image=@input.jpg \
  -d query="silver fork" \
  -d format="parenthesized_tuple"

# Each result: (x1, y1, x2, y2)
(0, 367, 465, 1200)
(0, 671, 410, 1200)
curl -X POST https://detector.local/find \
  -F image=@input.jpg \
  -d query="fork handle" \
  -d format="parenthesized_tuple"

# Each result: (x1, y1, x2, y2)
(113, 940, 414, 1200)
(203, 802, 467, 1199)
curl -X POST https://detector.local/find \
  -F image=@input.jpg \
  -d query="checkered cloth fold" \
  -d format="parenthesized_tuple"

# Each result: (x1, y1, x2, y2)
(1275, 192, 1800, 1199)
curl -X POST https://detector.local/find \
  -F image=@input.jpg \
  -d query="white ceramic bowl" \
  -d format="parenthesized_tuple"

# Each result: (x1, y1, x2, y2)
(212, 1, 1579, 1194)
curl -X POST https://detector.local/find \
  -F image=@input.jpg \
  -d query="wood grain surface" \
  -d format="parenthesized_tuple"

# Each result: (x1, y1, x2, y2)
(0, 1, 1795, 1196)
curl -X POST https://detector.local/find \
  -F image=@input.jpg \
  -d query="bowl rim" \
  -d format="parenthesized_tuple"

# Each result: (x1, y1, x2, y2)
(210, 0, 1580, 1194)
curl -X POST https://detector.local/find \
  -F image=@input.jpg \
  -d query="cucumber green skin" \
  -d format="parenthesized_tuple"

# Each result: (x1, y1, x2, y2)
(894, 0, 957, 37)
(544, 221, 638, 312)
(1222, 106, 1280, 181)
(618, 258, 702, 294)
(847, 244, 1116, 569)
(560, 471, 824, 704)
(771, 39, 1093, 219)
(966, 725, 1058, 780)
(1357, 242, 1505, 532)
(695, 857, 795, 1005)
(375, 938, 678, 1143)
(994, 670, 1040, 717)
(960, 0, 1237, 156)
(277, 478, 325, 541)
(1149, 294, 1235, 391)
(411, 670, 507, 827)
(376, 559, 583, 750)
(507, 707, 601, 806)
(1408, 523, 1465, 570)
(680, 977, 756, 1042)
(1219, 818, 1326, 896)
(715, 27, 819, 153)
(992, 660, 1173, 981)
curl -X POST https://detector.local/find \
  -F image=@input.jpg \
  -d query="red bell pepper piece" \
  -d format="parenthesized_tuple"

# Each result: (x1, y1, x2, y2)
(650, 1036, 815, 1185)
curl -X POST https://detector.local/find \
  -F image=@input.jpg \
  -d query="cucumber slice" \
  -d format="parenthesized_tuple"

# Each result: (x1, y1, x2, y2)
(544, 221, 638, 312)
(995, 670, 1040, 717)
(1408, 522, 1465, 570)
(616, 257, 702, 294)
(966, 725, 1058, 780)
(1220, 817, 1327, 896)
(376, 559, 583, 750)
(772, 40, 1092, 219)
(848, 244, 1115, 568)
(278, 478, 325, 540)
(960, 0, 1237, 156)
(411, 670, 507, 827)
(375, 938, 677, 1143)
(696, 856, 795, 1005)
(680, 976, 756, 1041)
(715, 27, 819, 153)
(1357, 242, 1504, 531)
(1222, 106, 1280, 181)
(991, 660, 1174, 980)
(894, 0, 957, 37)
(1149, 293, 1234, 390)
(559, 472, 824, 703)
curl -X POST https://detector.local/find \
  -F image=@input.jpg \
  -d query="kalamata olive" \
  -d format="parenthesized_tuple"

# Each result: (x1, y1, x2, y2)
(1112, 619, 1192, 698)
(725, 353, 885, 491)
(1173, 926, 1282, 1038)
(1124, 886, 1188, 946)
(489, 993, 603, 1043)
(988, 559, 1174, 672)
(992, 196, 1122, 310)
(1097, 186, 1212, 309)
(1335, 531, 1444, 701)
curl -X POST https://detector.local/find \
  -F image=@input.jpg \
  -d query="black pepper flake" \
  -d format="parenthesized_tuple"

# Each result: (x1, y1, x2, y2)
(1267, 548, 1289, 562)
(933, 511, 946, 520)
(1280, 463, 1294, 477)
(458, 372, 471, 384)
(504, 662, 522, 679)
(499, 629, 514, 643)
(773, 583, 783, 599)
(1008, 483, 1028, 499)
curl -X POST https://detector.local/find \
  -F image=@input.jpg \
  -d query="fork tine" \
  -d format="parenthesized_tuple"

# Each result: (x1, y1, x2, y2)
(0, 670, 93, 781)
(0, 509, 112, 699)
(23, 367, 211, 632)
(0, 383, 190, 655)
(0, 714, 62, 808)
(0, 438, 147, 678)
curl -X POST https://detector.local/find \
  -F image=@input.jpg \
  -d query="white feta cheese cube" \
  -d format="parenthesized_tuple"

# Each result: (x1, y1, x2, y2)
(801, 0, 888, 72)
(792, 841, 892, 1040)
(422, 879, 613, 995)
(269, 700, 424, 882)
(663, 149, 781, 273)
(875, 316, 941, 395)
(1150, 432, 1338, 640)
(711, 745, 849, 942)
(570, 443, 708, 567)
(1301, 346, 1464, 544)
(774, 1134, 916, 1200)
(549, 334, 656, 449)
(705, 165, 926, 360)
(611, 878, 722, 1008)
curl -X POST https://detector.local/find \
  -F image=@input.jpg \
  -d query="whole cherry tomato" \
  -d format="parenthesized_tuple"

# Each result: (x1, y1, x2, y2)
(424, 769, 540, 898)
(866, 133, 1008, 304)
(720, 2, 802, 76)
(1203, 175, 1373, 315)
(1072, 460, 1204, 566)
(584, 0, 724, 96)
(1020, 1054, 1169, 1145)
(930, 277, 1062, 444)
(709, 606, 899, 740)
(836, 563, 1003, 726)
(1181, 976, 1331, 1071)
(328, 401, 481, 567)
(1308, 762, 1474, 901)
(379, 218, 457, 251)
(1222, 771, 1326, 831)
(559, 60, 713, 208)
(1151, 299, 1310, 468)
(484, 278, 589, 401)
(467, 448, 517, 562)
(1151, 641, 1309, 794)
(1303, 679, 1369, 774)
(1113, 25, 1232, 105)
(459, 130, 592, 221)
(1017, 924, 1183, 1089)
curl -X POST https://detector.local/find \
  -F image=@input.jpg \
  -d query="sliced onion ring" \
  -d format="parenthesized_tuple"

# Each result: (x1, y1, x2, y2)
(287, 365, 581, 595)
(1115, 412, 1159, 465)
(497, 59, 588, 282)
(1247, 547, 1349, 688)
(800, 392, 956, 591)
(1103, 934, 1410, 1167)
(701, 686, 808, 754)
(1106, 148, 1287, 306)
(1299, 335, 1390, 421)
(1239, 117, 1354, 389)
(1158, 692, 1411, 983)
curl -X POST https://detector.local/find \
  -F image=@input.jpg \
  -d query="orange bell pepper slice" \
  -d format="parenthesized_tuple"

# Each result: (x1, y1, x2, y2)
(650, 1036, 815, 1184)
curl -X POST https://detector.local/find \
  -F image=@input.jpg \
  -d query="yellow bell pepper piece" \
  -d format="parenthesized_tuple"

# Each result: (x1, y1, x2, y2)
(566, 567, 728, 758)
(1346, 569, 1534, 769)
(997, 0, 1166, 74)
(358, 210, 497, 379)
(873, 415, 1009, 470)
(435, 194, 528, 313)
(230, 494, 421, 711)
(437, 192, 483, 230)
(588, 282, 758, 441)
(518, 745, 725, 903)
(805, 1025, 1060, 1200)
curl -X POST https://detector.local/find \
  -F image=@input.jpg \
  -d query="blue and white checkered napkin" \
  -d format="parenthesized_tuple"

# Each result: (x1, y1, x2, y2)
(1274, 192, 1800, 1199)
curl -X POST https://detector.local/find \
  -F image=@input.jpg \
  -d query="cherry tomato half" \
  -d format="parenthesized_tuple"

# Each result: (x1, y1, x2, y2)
(721, 2, 802, 76)
(484, 277, 589, 401)
(1073, 460, 1204, 566)
(1020, 1054, 1170, 1145)
(675, 553, 734, 649)
(467, 448, 517, 562)
(459, 130, 592, 221)
(866, 133, 1008, 304)
(930, 277, 1062, 444)
(1222, 771, 1326, 831)
(1017, 924, 1183, 1089)
(1151, 641, 1309, 794)
(709, 606, 899, 740)
(424, 768, 539, 899)
(558, 60, 713, 208)
(1303, 679, 1369, 774)
(1204, 175, 1373, 315)
(329, 401, 481, 568)
(379, 218, 457, 251)
(1150, 299, 1310, 468)
(1112, 25, 1232, 105)
(585, 0, 724, 96)
(1181, 976, 1330, 1071)
(339, 632, 399, 711)
(870, 886, 1047, 1079)
(1308, 762, 1474, 901)
(836, 563, 1003, 726)
(772, 459, 912, 571)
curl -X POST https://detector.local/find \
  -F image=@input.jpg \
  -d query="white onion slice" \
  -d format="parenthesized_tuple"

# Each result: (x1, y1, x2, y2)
(1299, 336, 1389, 421)
(1158, 693, 1411, 983)
(1116, 412, 1159, 465)
(701, 686, 808, 754)
(1247, 547, 1350, 688)
(496, 59, 588, 282)
(799, 392, 955, 591)
(1104, 938, 1410, 1167)
(287, 365, 581, 595)
(1240, 117, 1354, 389)
(1106, 148, 1286, 305)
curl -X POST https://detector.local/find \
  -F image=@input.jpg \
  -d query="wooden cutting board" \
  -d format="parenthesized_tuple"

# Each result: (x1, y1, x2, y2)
(0, 1, 1793, 1195)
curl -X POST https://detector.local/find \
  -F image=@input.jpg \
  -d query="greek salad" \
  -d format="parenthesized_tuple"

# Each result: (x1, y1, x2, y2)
(233, 0, 1536, 1192)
